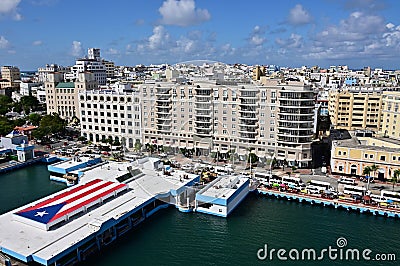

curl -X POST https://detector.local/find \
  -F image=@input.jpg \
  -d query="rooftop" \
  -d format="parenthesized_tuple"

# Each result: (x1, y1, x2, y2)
(197, 175, 249, 201)
(55, 82, 75, 88)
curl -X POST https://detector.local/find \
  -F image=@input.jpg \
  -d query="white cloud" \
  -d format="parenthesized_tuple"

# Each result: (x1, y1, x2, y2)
(0, 0, 22, 20)
(159, 0, 210, 26)
(288, 4, 312, 25)
(148, 25, 171, 50)
(107, 48, 119, 55)
(32, 40, 43, 46)
(276, 33, 303, 48)
(250, 35, 265, 46)
(71, 41, 83, 57)
(0, 0, 20, 13)
(14, 12, 22, 20)
(249, 25, 266, 46)
(0, 36, 10, 49)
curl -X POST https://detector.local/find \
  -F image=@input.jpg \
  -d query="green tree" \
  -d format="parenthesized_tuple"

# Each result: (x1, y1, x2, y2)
(13, 118, 26, 127)
(363, 166, 372, 190)
(0, 95, 12, 115)
(363, 166, 372, 176)
(134, 140, 142, 152)
(370, 164, 379, 180)
(247, 152, 258, 165)
(392, 169, 400, 191)
(38, 113, 66, 136)
(28, 113, 42, 126)
(146, 143, 155, 154)
(20, 96, 39, 114)
(0, 116, 14, 136)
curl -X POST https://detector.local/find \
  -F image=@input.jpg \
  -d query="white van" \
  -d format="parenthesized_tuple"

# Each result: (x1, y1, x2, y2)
(338, 176, 356, 185)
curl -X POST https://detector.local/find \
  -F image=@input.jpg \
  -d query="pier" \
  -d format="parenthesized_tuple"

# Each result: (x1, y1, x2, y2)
(258, 187, 400, 219)
(0, 157, 43, 174)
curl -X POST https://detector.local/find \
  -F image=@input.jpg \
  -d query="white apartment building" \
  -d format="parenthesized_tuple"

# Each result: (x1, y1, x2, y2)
(37, 64, 69, 82)
(137, 79, 314, 167)
(68, 48, 107, 85)
(19, 82, 42, 96)
(79, 90, 142, 149)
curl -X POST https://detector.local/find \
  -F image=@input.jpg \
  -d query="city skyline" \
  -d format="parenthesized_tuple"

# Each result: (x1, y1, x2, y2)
(1, 0, 400, 70)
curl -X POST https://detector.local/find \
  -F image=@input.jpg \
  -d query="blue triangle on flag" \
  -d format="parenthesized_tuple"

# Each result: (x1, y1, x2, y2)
(16, 202, 66, 224)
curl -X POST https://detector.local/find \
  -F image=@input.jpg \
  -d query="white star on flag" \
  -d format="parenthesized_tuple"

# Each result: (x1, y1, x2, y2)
(35, 211, 48, 217)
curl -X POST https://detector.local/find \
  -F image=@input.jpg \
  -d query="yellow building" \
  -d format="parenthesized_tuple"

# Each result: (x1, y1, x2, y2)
(0, 66, 20, 90)
(328, 90, 382, 131)
(380, 90, 400, 139)
(252, 65, 265, 81)
(331, 136, 400, 180)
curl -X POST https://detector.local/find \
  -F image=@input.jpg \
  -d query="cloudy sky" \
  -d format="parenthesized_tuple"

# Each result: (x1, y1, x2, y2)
(1, 0, 400, 70)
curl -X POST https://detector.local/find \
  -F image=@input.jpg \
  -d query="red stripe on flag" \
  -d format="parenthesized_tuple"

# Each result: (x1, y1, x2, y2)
(19, 179, 102, 213)
(63, 181, 114, 204)
(49, 183, 127, 222)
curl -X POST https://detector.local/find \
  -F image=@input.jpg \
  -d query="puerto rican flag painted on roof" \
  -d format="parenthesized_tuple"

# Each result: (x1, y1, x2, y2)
(16, 179, 127, 225)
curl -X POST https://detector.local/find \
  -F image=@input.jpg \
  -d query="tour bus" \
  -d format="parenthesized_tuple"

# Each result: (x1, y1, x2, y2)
(343, 185, 367, 196)
(380, 190, 400, 203)
(254, 172, 271, 185)
(281, 176, 306, 190)
(306, 185, 323, 194)
(338, 176, 356, 185)
(307, 180, 336, 192)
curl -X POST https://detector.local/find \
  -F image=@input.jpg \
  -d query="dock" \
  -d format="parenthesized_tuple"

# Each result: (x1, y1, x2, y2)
(258, 187, 400, 219)
(0, 157, 43, 174)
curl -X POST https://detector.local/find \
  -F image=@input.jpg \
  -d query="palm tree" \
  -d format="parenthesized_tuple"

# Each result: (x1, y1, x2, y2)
(370, 164, 379, 180)
(392, 169, 400, 191)
(363, 166, 372, 190)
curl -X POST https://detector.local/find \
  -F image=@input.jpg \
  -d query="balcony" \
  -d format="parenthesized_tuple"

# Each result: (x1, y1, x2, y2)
(277, 136, 312, 145)
(157, 116, 172, 121)
(194, 125, 211, 131)
(156, 121, 172, 127)
(194, 104, 211, 111)
(239, 94, 258, 99)
(155, 87, 171, 93)
(196, 112, 212, 118)
(195, 130, 212, 137)
(195, 120, 211, 125)
(156, 97, 171, 103)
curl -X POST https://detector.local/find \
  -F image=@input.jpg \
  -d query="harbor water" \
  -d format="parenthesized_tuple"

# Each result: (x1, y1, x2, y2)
(0, 164, 399, 266)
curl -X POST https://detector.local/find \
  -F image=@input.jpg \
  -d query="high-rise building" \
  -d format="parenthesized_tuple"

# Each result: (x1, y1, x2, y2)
(0, 66, 20, 90)
(88, 48, 101, 61)
(380, 90, 400, 139)
(137, 79, 314, 167)
(328, 89, 382, 131)
(45, 72, 97, 121)
(37, 64, 69, 83)
(78, 90, 142, 149)
(68, 48, 107, 85)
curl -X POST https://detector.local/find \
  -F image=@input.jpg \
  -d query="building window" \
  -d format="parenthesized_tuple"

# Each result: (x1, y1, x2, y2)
(380, 155, 386, 161)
